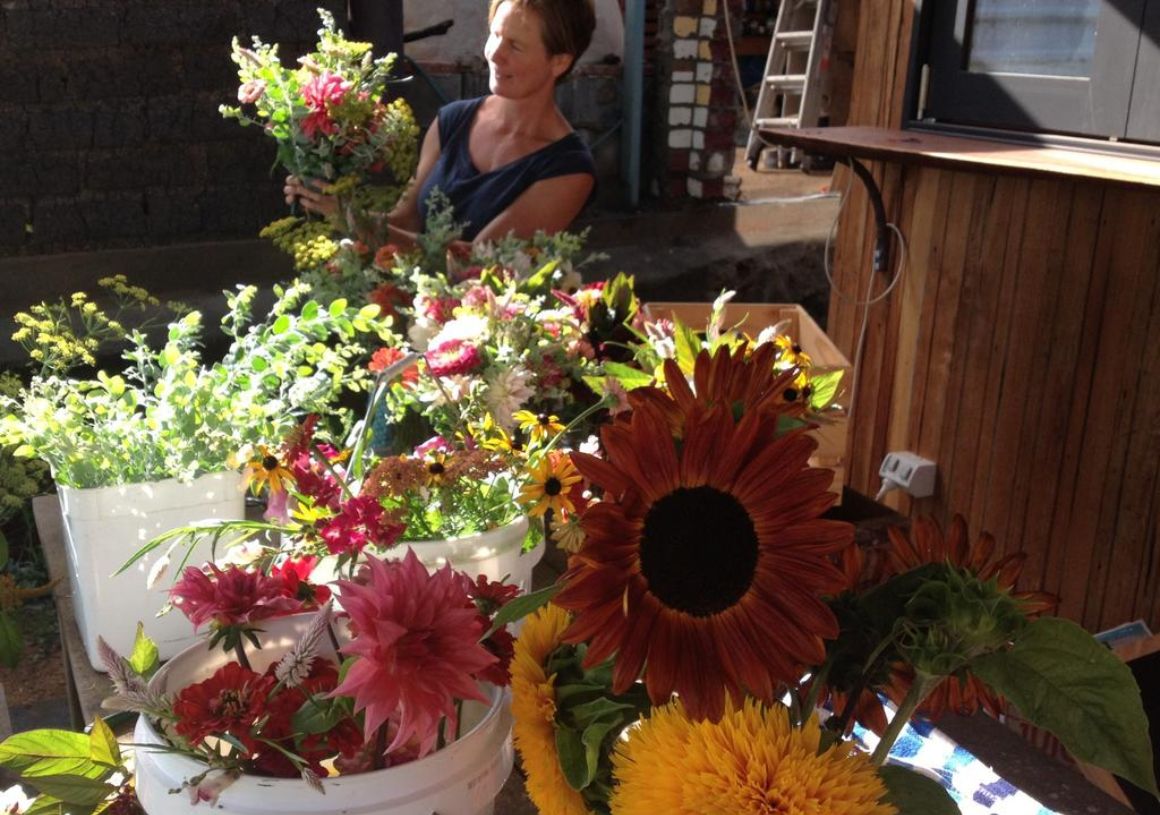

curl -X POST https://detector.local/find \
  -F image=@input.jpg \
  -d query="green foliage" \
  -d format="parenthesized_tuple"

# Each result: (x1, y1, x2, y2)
(0, 281, 394, 489)
(544, 642, 652, 813)
(878, 765, 961, 814)
(973, 617, 1159, 798)
(0, 721, 130, 814)
(128, 622, 160, 678)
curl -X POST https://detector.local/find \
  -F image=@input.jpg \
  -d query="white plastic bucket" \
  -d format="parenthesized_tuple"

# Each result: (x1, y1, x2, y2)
(133, 614, 514, 815)
(56, 470, 244, 670)
(311, 516, 543, 593)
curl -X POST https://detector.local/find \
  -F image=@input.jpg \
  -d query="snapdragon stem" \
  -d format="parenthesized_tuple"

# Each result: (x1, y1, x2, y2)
(870, 673, 939, 766)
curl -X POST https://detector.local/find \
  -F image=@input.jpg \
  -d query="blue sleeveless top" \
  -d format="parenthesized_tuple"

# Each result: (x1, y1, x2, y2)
(417, 97, 596, 240)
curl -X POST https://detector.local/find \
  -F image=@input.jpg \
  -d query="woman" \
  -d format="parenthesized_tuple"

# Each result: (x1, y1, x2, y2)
(285, 0, 598, 248)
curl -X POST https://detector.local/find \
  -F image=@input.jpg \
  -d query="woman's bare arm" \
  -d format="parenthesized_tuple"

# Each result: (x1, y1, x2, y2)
(472, 172, 595, 243)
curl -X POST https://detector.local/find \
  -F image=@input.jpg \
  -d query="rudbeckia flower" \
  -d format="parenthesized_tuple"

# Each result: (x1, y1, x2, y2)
(519, 451, 583, 518)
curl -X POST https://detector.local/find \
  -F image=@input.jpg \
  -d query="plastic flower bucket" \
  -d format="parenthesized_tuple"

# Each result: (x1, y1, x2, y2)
(405, 516, 542, 593)
(133, 614, 515, 815)
(56, 470, 244, 670)
(311, 516, 543, 593)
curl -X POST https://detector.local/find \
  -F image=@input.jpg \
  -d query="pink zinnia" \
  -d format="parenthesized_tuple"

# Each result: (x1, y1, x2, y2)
(170, 564, 303, 630)
(425, 338, 483, 377)
(332, 549, 496, 757)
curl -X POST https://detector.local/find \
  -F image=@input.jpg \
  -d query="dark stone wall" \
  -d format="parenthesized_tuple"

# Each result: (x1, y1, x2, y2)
(0, 0, 344, 257)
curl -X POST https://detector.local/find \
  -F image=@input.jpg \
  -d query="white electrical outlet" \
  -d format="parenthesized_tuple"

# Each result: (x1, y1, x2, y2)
(878, 451, 937, 498)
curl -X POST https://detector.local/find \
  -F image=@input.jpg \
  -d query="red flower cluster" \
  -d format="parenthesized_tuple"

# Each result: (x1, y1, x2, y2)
(319, 494, 405, 556)
(170, 565, 303, 631)
(173, 657, 365, 778)
(368, 346, 418, 384)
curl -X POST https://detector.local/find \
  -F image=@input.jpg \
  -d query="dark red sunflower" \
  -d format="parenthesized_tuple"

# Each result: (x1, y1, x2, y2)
(628, 344, 807, 436)
(884, 515, 1058, 720)
(556, 372, 852, 722)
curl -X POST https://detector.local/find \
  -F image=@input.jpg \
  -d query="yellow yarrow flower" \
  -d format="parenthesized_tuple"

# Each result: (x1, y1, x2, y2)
(512, 604, 595, 815)
(610, 699, 896, 815)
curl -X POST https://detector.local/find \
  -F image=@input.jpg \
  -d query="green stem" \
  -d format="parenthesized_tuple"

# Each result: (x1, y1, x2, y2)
(233, 639, 252, 672)
(799, 660, 831, 725)
(543, 396, 612, 453)
(870, 673, 940, 766)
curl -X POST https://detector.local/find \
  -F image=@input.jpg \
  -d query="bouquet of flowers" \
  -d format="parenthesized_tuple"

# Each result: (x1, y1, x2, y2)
(510, 343, 1158, 815)
(220, 9, 418, 192)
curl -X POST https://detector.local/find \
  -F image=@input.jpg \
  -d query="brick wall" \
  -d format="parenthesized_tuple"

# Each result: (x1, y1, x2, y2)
(0, 0, 344, 257)
(650, 0, 743, 201)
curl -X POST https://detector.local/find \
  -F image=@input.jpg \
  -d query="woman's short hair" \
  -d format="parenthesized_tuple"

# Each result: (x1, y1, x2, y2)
(488, 0, 597, 82)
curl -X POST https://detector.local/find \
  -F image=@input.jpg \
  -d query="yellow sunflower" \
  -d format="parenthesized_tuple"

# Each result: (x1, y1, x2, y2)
(558, 347, 852, 722)
(242, 445, 294, 495)
(514, 410, 566, 446)
(519, 451, 583, 517)
(610, 698, 895, 815)
(512, 604, 594, 815)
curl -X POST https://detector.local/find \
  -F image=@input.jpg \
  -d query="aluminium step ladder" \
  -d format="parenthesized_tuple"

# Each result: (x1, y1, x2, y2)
(744, 0, 834, 171)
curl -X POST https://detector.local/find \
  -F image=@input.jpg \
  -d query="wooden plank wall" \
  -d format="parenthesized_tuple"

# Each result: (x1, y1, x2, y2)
(831, 0, 1160, 631)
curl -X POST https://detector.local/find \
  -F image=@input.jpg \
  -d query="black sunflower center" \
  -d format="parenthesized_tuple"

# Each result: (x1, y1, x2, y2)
(544, 476, 563, 496)
(639, 486, 759, 617)
(537, 413, 553, 426)
(262, 455, 280, 471)
(427, 462, 446, 475)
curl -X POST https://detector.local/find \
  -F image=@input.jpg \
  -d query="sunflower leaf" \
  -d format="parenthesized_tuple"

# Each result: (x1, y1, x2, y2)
(567, 697, 639, 730)
(581, 719, 623, 788)
(555, 724, 592, 790)
(483, 583, 561, 639)
(0, 611, 22, 669)
(24, 795, 73, 815)
(972, 617, 1159, 798)
(878, 765, 960, 814)
(673, 320, 702, 374)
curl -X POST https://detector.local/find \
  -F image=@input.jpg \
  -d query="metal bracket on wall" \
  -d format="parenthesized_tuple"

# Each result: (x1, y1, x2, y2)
(843, 156, 891, 274)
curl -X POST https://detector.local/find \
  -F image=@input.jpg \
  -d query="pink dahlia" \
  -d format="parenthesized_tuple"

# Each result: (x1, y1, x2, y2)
(425, 338, 483, 377)
(331, 549, 496, 757)
(301, 71, 351, 111)
(170, 564, 303, 630)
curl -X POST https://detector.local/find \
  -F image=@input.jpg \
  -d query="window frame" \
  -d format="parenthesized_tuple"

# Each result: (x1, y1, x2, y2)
(907, 0, 1160, 149)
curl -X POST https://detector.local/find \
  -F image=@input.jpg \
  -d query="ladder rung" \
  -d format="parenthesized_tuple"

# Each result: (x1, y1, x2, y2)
(755, 116, 800, 129)
(766, 74, 806, 91)
(774, 31, 814, 49)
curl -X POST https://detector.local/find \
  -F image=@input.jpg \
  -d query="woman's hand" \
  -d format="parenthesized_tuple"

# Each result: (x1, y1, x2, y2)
(283, 175, 339, 218)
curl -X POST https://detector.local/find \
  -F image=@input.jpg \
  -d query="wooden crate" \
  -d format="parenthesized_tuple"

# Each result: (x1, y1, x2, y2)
(642, 302, 851, 499)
